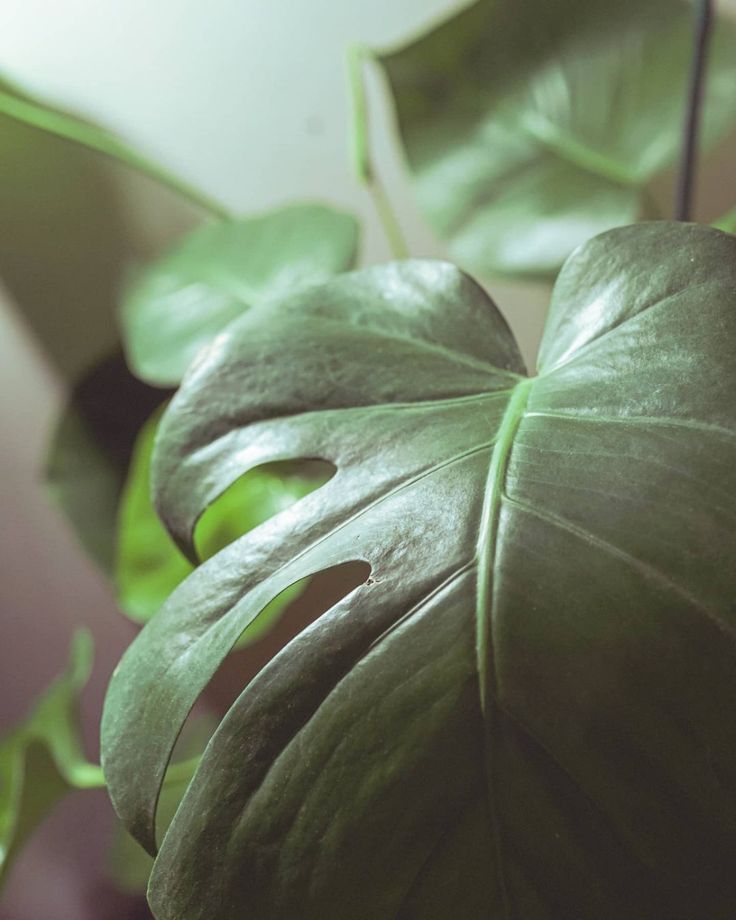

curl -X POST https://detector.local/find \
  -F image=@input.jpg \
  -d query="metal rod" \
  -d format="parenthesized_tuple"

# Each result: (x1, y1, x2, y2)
(675, 0, 714, 221)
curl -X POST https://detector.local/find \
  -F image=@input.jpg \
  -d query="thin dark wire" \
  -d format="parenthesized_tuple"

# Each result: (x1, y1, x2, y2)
(675, 0, 714, 221)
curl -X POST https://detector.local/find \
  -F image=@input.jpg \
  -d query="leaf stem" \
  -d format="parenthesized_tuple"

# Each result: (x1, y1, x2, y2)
(675, 0, 713, 221)
(65, 761, 106, 788)
(66, 754, 200, 790)
(347, 45, 409, 259)
(0, 88, 232, 220)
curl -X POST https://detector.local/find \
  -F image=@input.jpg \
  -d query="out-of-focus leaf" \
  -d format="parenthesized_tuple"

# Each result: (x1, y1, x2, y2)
(0, 71, 228, 218)
(103, 223, 736, 918)
(45, 353, 166, 572)
(120, 203, 360, 386)
(115, 406, 329, 631)
(377, 0, 736, 278)
(712, 209, 736, 233)
(0, 76, 141, 381)
(0, 632, 100, 887)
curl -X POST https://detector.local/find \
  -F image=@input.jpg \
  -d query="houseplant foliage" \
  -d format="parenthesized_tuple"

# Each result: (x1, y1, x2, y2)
(120, 203, 360, 386)
(2, 0, 736, 916)
(0, 68, 360, 622)
(0, 71, 359, 895)
(45, 353, 165, 572)
(45, 200, 358, 613)
(115, 404, 328, 628)
(375, 0, 736, 278)
(0, 633, 99, 884)
(103, 222, 736, 918)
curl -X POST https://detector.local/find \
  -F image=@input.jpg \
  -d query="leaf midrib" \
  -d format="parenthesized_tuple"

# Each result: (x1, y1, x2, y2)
(475, 376, 534, 712)
(473, 375, 534, 919)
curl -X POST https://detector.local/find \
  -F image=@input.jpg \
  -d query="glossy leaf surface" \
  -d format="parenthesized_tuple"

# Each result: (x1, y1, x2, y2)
(120, 203, 360, 385)
(0, 632, 100, 886)
(103, 223, 736, 918)
(115, 406, 327, 629)
(378, 0, 736, 278)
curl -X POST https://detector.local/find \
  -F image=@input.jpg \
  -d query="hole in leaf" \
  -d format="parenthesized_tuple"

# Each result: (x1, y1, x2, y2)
(203, 560, 370, 715)
(115, 414, 333, 627)
(149, 560, 369, 849)
(193, 458, 334, 562)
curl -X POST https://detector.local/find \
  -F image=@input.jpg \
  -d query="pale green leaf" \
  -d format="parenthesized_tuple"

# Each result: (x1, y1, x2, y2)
(377, 0, 736, 277)
(120, 203, 360, 386)
(0, 632, 101, 887)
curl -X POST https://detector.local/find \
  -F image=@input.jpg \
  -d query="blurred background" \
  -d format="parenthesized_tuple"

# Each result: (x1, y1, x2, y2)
(1, 0, 736, 916)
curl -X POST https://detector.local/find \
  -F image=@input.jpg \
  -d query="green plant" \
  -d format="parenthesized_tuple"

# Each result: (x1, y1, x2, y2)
(3, 1, 736, 917)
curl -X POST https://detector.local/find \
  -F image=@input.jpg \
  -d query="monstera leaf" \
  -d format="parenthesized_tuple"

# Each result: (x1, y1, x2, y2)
(102, 222, 736, 919)
(376, 0, 736, 278)
(115, 405, 328, 628)
(120, 203, 360, 386)
(0, 632, 100, 886)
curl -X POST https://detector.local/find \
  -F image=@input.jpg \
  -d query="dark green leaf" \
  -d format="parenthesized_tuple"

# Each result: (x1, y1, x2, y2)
(45, 352, 166, 572)
(102, 223, 736, 918)
(377, 0, 736, 278)
(120, 203, 360, 386)
(0, 76, 143, 383)
(0, 632, 100, 887)
(115, 405, 329, 630)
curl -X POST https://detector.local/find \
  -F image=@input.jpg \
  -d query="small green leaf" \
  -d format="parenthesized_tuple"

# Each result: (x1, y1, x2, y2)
(103, 223, 736, 918)
(377, 0, 736, 278)
(712, 209, 736, 233)
(115, 405, 329, 633)
(0, 71, 229, 217)
(120, 203, 360, 386)
(0, 632, 101, 887)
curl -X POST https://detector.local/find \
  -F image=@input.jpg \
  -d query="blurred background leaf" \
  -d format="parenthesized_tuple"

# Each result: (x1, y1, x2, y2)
(713, 208, 736, 232)
(120, 203, 360, 386)
(0, 632, 99, 888)
(377, 0, 736, 278)
(0, 75, 143, 383)
(0, 73, 357, 631)
(44, 353, 168, 573)
(0, 73, 229, 220)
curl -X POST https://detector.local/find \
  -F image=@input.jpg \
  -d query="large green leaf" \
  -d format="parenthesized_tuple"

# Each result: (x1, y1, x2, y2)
(115, 405, 328, 629)
(120, 203, 360, 386)
(102, 222, 736, 918)
(376, 0, 736, 278)
(0, 632, 101, 886)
